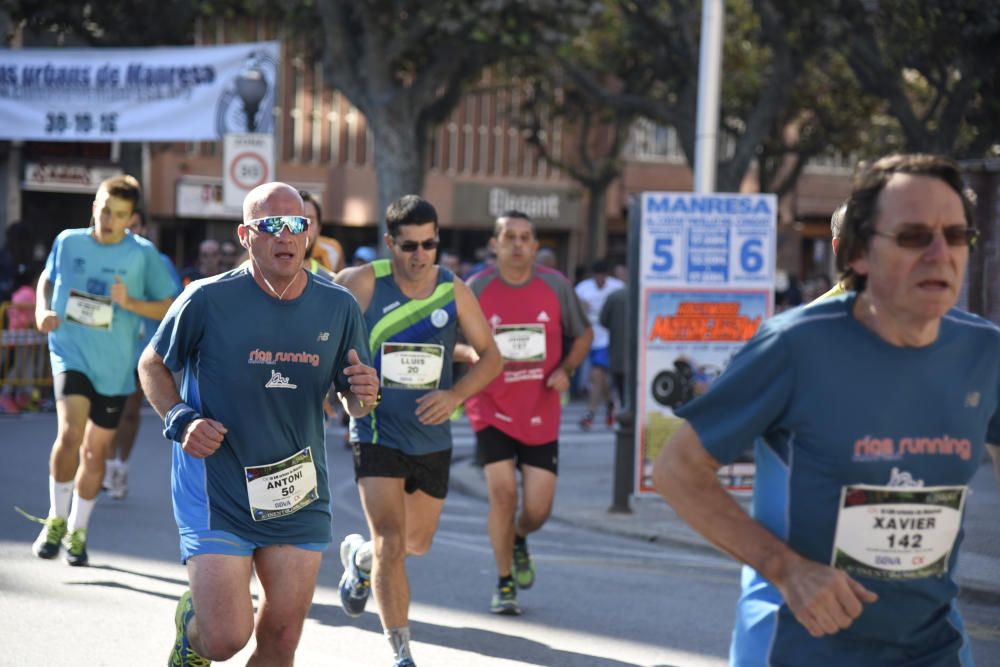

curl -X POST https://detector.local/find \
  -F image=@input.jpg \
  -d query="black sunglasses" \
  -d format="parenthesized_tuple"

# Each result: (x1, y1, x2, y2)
(872, 224, 978, 249)
(396, 238, 439, 253)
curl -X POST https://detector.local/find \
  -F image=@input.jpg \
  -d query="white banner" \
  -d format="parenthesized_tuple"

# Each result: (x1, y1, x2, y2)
(0, 42, 279, 141)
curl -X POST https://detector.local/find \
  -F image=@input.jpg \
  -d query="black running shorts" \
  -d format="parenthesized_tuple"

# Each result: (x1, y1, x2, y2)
(475, 426, 559, 475)
(53, 370, 128, 429)
(352, 442, 451, 499)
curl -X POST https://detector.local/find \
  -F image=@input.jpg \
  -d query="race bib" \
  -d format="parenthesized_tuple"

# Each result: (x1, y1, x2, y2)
(244, 447, 319, 522)
(65, 289, 113, 330)
(495, 324, 546, 362)
(830, 484, 966, 580)
(381, 342, 444, 390)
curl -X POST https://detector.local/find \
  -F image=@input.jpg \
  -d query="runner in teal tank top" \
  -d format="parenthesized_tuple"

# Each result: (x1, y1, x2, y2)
(335, 195, 502, 667)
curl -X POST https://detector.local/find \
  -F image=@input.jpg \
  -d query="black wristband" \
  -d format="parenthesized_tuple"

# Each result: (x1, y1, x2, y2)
(163, 402, 201, 442)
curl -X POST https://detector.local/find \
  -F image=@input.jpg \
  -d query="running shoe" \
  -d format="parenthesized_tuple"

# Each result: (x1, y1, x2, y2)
(169, 590, 211, 666)
(512, 539, 535, 589)
(31, 515, 67, 559)
(102, 460, 115, 491)
(338, 533, 370, 617)
(393, 659, 416, 667)
(108, 462, 129, 500)
(490, 581, 521, 615)
(578, 411, 594, 431)
(63, 528, 88, 567)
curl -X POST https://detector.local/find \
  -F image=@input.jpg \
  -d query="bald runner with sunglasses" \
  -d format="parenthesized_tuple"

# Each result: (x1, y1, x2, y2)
(334, 195, 502, 667)
(139, 182, 379, 666)
(653, 154, 1000, 667)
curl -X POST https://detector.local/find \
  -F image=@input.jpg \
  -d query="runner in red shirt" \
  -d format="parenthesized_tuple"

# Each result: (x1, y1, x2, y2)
(466, 210, 592, 615)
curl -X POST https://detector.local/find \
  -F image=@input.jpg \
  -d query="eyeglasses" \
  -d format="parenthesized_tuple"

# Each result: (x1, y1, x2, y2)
(395, 238, 439, 253)
(242, 216, 310, 235)
(872, 224, 978, 249)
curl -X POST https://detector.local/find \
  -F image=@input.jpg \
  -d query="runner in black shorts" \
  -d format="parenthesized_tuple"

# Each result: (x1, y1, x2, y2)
(334, 195, 501, 667)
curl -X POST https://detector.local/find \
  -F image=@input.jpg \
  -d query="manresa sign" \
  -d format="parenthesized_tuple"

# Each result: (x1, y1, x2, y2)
(452, 183, 580, 228)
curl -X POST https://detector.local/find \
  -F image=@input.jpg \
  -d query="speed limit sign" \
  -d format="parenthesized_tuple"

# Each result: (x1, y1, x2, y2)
(224, 133, 274, 208)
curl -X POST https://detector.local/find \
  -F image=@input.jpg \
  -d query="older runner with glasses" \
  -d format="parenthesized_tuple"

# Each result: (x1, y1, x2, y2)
(653, 154, 1000, 667)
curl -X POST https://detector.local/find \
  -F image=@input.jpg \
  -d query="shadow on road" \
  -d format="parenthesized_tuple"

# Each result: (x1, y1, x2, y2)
(309, 600, 656, 667)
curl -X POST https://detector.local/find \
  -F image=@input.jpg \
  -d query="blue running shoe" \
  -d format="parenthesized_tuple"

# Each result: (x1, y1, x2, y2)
(393, 658, 416, 667)
(168, 590, 211, 666)
(338, 533, 370, 617)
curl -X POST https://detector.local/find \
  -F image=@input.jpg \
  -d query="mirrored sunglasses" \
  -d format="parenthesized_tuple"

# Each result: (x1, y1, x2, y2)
(243, 216, 310, 235)
(872, 224, 978, 249)
(396, 238, 439, 253)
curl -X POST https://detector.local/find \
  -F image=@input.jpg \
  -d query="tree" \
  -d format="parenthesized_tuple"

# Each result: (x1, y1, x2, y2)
(837, 0, 1000, 158)
(547, 0, 841, 193)
(0, 0, 200, 46)
(514, 5, 639, 263)
(312, 0, 594, 241)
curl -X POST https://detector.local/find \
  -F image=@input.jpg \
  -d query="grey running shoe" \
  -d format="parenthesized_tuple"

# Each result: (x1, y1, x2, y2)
(490, 581, 521, 615)
(338, 533, 370, 617)
(108, 462, 128, 500)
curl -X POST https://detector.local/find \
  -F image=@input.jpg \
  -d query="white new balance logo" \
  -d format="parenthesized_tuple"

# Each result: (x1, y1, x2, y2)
(265, 370, 298, 389)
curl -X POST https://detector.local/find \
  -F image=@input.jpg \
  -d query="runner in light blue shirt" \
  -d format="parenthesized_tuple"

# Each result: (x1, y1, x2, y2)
(25, 175, 177, 571)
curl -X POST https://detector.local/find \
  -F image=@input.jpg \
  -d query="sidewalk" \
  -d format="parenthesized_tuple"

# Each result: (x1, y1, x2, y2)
(448, 400, 1000, 603)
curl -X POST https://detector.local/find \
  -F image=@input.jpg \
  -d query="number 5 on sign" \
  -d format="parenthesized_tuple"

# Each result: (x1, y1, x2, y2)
(647, 233, 682, 282)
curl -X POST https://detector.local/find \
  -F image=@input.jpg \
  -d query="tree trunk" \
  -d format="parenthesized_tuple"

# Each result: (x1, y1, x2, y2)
(585, 185, 607, 264)
(368, 112, 425, 253)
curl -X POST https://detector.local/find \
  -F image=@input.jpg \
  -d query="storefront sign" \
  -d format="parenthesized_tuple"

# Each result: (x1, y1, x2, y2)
(452, 183, 580, 228)
(23, 162, 122, 193)
(0, 42, 279, 141)
(635, 192, 776, 495)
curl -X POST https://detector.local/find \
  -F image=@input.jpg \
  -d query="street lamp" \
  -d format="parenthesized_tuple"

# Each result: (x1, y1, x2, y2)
(235, 66, 268, 133)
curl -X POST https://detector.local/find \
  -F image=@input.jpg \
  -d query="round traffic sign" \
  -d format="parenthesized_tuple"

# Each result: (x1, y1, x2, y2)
(229, 151, 269, 190)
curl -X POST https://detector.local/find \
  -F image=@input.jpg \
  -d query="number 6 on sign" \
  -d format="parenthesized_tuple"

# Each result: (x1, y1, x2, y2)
(740, 239, 764, 273)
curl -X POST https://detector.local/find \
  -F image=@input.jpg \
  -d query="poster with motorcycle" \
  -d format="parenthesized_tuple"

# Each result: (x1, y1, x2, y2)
(635, 192, 776, 495)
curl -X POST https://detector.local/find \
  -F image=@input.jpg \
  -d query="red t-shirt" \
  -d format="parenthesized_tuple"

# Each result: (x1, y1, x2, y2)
(466, 266, 589, 444)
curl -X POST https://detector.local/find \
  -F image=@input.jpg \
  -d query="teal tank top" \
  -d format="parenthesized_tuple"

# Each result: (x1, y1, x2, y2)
(350, 260, 458, 454)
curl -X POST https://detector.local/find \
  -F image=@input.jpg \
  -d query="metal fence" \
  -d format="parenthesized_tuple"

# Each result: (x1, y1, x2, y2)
(1, 301, 52, 413)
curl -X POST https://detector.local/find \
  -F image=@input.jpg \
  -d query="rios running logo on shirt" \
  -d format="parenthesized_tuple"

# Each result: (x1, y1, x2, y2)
(265, 370, 297, 389)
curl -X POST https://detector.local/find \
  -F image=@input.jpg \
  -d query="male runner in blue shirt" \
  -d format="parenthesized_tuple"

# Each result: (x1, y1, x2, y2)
(654, 154, 1000, 666)
(140, 182, 379, 666)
